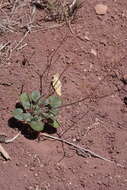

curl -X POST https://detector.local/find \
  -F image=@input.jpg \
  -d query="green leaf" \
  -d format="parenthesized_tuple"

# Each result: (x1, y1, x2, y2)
(13, 108, 23, 114)
(49, 109, 59, 116)
(23, 113, 33, 122)
(42, 112, 53, 119)
(38, 98, 45, 106)
(49, 119, 60, 128)
(20, 93, 31, 109)
(53, 120, 60, 128)
(31, 91, 40, 102)
(32, 115, 42, 121)
(45, 96, 62, 108)
(12, 108, 24, 121)
(33, 105, 41, 113)
(29, 121, 44, 132)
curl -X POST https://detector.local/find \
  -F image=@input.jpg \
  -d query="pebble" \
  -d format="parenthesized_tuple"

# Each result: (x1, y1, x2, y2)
(91, 49, 97, 56)
(34, 173, 38, 177)
(122, 74, 127, 84)
(95, 4, 108, 15)
(124, 97, 127, 105)
(30, 167, 35, 171)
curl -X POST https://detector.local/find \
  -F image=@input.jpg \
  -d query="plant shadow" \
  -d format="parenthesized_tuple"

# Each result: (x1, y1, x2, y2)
(8, 103, 57, 140)
(8, 117, 57, 140)
(8, 117, 39, 140)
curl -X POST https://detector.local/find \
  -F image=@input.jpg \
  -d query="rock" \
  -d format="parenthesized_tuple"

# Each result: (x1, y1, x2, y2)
(95, 4, 108, 15)
(30, 167, 35, 171)
(91, 49, 97, 56)
(124, 97, 127, 105)
(34, 173, 38, 177)
(122, 74, 127, 84)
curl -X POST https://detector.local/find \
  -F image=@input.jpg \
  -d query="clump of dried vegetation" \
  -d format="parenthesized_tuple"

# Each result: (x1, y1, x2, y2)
(0, 0, 81, 64)
(31, 0, 81, 22)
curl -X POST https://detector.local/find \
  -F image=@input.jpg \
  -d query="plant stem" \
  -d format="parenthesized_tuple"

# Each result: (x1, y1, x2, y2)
(41, 133, 124, 167)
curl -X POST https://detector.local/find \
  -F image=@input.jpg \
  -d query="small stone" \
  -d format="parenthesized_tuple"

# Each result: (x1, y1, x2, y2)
(124, 97, 127, 105)
(97, 181, 102, 185)
(34, 173, 38, 177)
(30, 167, 35, 171)
(95, 4, 108, 15)
(28, 186, 33, 190)
(16, 162, 20, 166)
(91, 49, 97, 56)
(40, 164, 44, 168)
(122, 74, 127, 84)
(84, 35, 90, 41)
(25, 186, 33, 190)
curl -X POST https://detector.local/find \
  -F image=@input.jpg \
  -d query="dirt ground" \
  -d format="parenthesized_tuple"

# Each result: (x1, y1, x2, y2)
(0, 0, 127, 189)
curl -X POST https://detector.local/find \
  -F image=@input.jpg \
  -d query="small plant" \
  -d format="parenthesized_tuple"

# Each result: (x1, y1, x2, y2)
(12, 91, 62, 132)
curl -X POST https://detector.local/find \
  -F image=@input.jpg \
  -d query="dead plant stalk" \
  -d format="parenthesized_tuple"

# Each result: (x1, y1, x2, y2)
(41, 133, 112, 163)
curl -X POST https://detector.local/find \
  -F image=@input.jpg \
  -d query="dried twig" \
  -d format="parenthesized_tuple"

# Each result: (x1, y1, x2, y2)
(0, 132, 20, 160)
(0, 132, 20, 144)
(12, 30, 29, 52)
(69, 0, 77, 10)
(0, 144, 11, 160)
(41, 133, 124, 167)
(32, 22, 64, 33)
(0, 41, 10, 51)
(5, 132, 21, 144)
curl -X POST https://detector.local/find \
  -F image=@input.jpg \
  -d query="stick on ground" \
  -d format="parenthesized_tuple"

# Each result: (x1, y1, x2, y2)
(41, 133, 124, 167)
(0, 144, 11, 160)
(0, 132, 21, 143)
(5, 132, 21, 143)
(0, 132, 20, 160)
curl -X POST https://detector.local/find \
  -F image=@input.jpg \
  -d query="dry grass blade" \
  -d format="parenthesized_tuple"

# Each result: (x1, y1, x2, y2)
(0, 144, 11, 160)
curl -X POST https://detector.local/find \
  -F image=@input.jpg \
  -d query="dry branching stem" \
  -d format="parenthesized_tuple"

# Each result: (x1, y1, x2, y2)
(41, 133, 124, 167)
(12, 31, 29, 52)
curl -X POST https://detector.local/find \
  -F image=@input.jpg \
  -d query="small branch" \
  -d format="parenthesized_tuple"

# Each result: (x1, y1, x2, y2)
(0, 132, 21, 144)
(12, 31, 29, 52)
(5, 132, 21, 144)
(0, 144, 11, 160)
(0, 41, 10, 51)
(41, 133, 124, 167)
(69, 0, 77, 10)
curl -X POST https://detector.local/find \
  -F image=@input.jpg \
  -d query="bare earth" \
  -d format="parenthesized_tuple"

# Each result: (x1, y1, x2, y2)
(0, 0, 127, 190)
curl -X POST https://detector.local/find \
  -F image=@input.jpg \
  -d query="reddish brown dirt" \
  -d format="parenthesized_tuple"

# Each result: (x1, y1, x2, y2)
(0, 0, 127, 190)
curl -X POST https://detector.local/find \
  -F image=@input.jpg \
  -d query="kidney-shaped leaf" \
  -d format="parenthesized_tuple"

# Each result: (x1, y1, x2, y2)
(46, 96, 62, 108)
(20, 93, 31, 109)
(49, 108, 59, 116)
(23, 113, 33, 122)
(29, 121, 44, 132)
(12, 108, 24, 121)
(48, 119, 60, 128)
(31, 91, 40, 102)
(52, 120, 60, 128)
